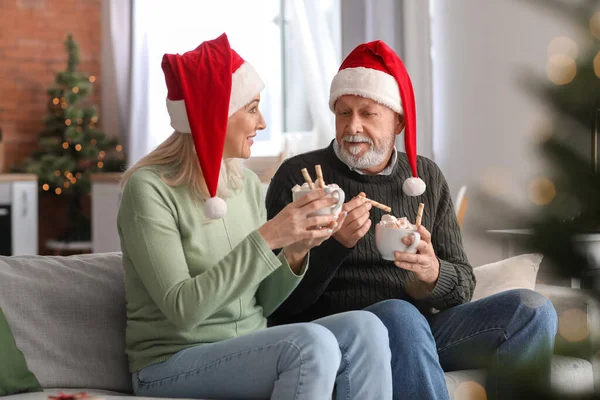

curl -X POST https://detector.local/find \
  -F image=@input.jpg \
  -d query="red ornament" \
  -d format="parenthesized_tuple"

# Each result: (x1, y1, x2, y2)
(48, 392, 89, 400)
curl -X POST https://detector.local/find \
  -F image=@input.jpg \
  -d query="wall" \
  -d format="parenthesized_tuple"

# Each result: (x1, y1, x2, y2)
(0, 0, 102, 170)
(431, 0, 583, 268)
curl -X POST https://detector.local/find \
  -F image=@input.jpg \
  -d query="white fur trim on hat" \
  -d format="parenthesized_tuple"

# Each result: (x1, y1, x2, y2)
(402, 177, 426, 196)
(204, 196, 227, 219)
(329, 67, 403, 114)
(229, 61, 265, 116)
(166, 99, 191, 133)
(166, 61, 265, 134)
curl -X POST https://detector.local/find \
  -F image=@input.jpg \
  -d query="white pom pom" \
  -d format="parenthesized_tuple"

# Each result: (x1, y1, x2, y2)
(204, 196, 227, 219)
(402, 177, 426, 196)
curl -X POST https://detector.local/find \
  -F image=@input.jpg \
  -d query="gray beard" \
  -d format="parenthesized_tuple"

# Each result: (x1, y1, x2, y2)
(336, 136, 394, 170)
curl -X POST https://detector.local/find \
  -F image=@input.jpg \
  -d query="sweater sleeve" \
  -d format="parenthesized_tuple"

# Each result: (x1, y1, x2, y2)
(257, 251, 309, 317)
(118, 172, 283, 330)
(253, 174, 308, 317)
(265, 166, 353, 321)
(414, 165, 476, 311)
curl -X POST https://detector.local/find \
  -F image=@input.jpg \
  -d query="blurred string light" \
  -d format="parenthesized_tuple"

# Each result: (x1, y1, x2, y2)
(546, 36, 578, 85)
(558, 308, 589, 342)
(547, 55, 577, 85)
(454, 381, 487, 400)
(547, 35, 578, 59)
(528, 177, 556, 205)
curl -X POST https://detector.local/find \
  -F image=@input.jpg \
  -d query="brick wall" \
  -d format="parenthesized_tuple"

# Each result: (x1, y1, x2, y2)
(0, 0, 102, 170)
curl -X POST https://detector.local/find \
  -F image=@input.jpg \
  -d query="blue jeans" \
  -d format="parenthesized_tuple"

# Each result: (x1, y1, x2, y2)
(366, 289, 558, 400)
(131, 310, 392, 400)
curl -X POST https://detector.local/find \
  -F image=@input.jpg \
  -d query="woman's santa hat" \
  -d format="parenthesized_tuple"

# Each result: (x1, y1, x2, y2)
(161, 33, 264, 219)
(329, 40, 426, 196)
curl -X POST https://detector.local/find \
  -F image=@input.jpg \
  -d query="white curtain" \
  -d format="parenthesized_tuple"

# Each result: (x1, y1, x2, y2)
(101, 0, 151, 166)
(126, 1, 151, 165)
(287, 0, 340, 150)
(102, 0, 345, 162)
(100, 0, 130, 143)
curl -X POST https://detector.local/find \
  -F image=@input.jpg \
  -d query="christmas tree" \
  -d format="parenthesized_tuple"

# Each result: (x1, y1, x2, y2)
(483, 1, 600, 397)
(13, 34, 126, 242)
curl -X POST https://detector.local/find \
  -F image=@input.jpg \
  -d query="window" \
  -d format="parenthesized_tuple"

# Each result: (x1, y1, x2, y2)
(136, 0, 341, 158)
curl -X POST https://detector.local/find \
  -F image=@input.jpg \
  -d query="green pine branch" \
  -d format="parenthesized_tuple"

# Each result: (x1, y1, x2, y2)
(12, 33, 127, 200)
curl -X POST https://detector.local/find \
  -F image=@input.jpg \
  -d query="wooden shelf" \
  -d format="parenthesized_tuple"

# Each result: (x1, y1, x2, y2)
(0, 174, 37, 182)
(91, 173, 122, 183)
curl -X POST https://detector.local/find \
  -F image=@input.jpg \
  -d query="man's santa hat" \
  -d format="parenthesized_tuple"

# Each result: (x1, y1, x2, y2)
(161, 33, 264, 219)
(329, 40, 425, 196)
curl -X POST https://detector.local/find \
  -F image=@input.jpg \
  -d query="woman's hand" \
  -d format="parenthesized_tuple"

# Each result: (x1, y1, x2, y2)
(282, 210, 348, 272)
(258, 188, 341, 251)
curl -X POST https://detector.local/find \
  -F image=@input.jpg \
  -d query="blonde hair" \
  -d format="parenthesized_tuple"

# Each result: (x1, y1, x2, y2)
(120, 131, 244, 200)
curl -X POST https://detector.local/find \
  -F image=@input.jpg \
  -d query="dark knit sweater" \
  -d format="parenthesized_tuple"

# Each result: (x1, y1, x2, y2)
(265, 142, 475, 325)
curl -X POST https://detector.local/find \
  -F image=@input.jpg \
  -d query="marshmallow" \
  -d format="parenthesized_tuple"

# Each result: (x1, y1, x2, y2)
(378, 214, 416, 230)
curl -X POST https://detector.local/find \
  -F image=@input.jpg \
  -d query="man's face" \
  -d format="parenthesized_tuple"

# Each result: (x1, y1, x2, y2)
(334, 95, 404, 172)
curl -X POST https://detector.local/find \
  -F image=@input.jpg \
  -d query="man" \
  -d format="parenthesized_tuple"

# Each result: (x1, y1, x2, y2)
(266, 40, 557, 400)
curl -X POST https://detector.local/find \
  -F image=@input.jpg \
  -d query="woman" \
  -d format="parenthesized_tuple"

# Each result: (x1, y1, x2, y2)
(117, 33, 393, 400)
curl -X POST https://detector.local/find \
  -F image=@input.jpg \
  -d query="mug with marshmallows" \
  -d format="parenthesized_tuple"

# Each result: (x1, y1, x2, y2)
(375, 214, 421, 261)
(291, 183, 345, 217)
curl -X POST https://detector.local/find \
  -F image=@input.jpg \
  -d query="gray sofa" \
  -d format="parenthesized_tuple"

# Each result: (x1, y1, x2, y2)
(0, 253, 598, 399)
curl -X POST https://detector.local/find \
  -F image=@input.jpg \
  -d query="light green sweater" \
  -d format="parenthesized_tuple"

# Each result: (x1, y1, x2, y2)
(117, 167, 306, 373)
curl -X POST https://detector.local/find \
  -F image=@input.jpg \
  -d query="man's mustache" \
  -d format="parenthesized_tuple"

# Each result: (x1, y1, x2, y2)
(342, 136, 373, 145)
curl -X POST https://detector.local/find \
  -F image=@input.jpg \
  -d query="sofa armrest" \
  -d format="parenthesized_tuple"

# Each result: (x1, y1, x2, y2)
(536, 284, 600, 360)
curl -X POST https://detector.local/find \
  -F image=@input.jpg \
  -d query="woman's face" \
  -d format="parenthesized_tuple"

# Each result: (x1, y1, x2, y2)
(223, 95, 266, 159)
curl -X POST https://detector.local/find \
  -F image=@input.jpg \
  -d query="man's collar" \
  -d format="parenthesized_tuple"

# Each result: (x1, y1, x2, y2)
(332, 139, 398, 176)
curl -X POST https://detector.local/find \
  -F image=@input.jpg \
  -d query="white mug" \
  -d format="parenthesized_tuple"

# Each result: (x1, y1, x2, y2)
(292, 186, 345, 217)
(375, 224, 421, 261)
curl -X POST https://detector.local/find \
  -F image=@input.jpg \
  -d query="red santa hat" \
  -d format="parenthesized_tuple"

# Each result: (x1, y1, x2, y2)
(161, 33, 264, 219)
(329, 40, 425, 196)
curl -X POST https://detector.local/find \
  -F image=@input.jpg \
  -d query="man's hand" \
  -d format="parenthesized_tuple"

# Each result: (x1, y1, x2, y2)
(332, 194, 372, 248)
(393, 225, 440, 290)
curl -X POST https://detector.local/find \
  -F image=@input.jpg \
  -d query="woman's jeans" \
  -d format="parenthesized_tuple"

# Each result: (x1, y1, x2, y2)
(132, 310, 393, 400)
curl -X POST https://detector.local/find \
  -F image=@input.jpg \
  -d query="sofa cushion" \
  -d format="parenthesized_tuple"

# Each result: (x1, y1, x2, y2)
(0, 253, 131, 393)
(0, 307, 42, 396)
(550, 355, 594, 394)
(2, 389, 191, 400)
(444, 369, 486, 400)
(443, 355, 594, 399)
(471, 254, 542, 301)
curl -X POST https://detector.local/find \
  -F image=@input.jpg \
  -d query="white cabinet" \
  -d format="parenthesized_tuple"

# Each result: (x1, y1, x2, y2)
(0, 175, 38, 255)
(91, 173, 121, 253)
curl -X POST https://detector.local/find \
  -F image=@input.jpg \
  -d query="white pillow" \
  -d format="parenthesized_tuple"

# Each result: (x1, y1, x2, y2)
(471, 253, 543, 301)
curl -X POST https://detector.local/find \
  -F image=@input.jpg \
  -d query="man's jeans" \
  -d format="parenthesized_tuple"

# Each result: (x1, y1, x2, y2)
(366, 289, 558, 400)
(131, 310, 392, 400)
